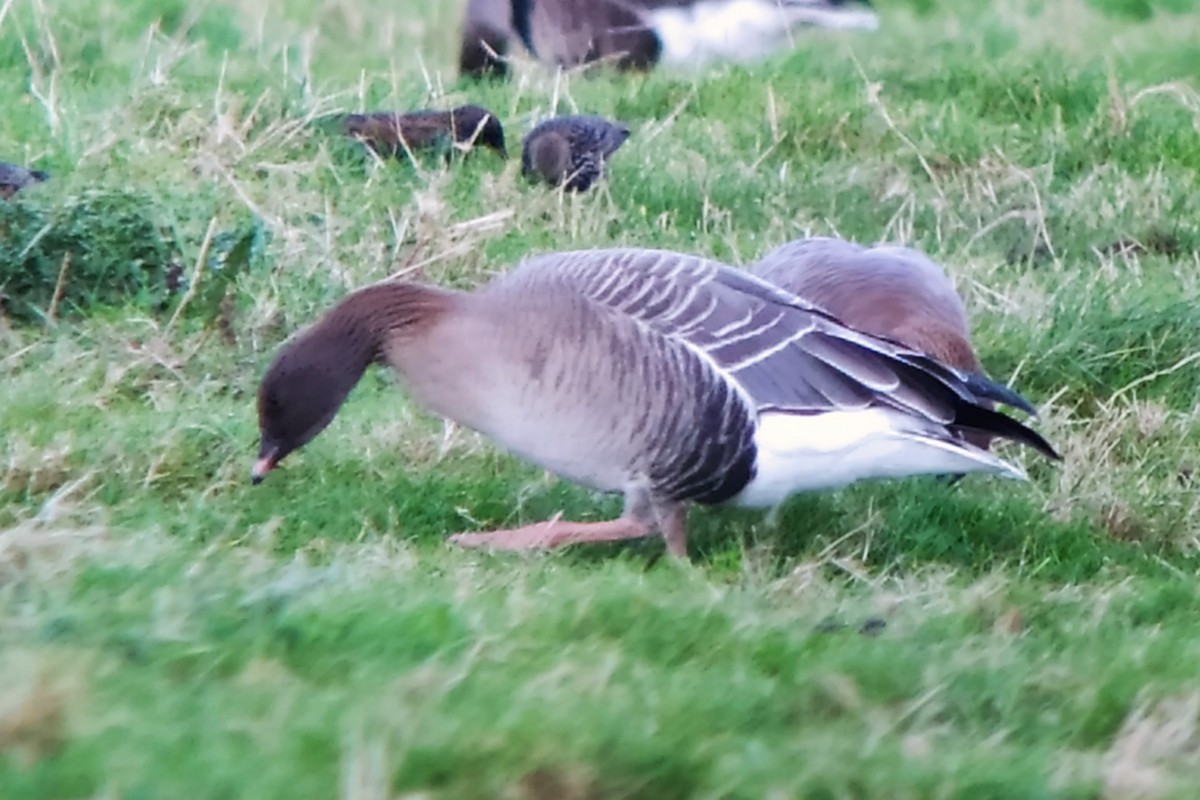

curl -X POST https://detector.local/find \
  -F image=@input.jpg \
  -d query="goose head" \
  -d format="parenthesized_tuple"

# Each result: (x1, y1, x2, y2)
(459, 21, 509, 78)
(252, 282, 456, 484)
(253, 324, 372, 483)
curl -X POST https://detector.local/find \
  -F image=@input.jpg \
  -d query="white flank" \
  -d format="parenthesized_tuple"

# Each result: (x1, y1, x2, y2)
(731, 408, 1026, 508)
(649, 0, 880, 67)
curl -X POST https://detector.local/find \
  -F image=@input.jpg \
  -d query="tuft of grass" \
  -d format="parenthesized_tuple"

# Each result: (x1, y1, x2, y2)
(0, 190, 180, 322)
(2, 0, 1200, 796)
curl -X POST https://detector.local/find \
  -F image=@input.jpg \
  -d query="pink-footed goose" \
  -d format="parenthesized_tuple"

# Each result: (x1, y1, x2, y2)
(749, 237, 1003, 451)
(463, 0, 879, 76)
(252, 248, 1059, 558)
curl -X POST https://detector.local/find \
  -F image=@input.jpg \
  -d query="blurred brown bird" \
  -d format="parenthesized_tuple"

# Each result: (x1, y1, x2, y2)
(340, 105, 508, 161)
(0, 162, 49, 200)
(521, 115, 630, 191)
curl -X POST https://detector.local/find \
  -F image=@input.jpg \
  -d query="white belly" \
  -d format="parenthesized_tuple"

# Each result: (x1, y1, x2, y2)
(731, 408, 1026, 508)
(649, 0, 880, 67)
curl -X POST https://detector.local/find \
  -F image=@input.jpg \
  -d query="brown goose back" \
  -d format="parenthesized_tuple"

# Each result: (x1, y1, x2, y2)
(511, 0, 877, 73)
(749, 237, 995, 449)
(515, 0, 662, 71)
(750, 237, 979, 371)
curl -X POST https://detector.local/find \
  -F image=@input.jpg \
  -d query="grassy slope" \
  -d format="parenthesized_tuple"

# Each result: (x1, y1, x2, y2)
(3, 0, 1200, 796)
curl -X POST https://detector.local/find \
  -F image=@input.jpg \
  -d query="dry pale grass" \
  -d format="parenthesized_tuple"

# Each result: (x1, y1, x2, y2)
(1040, 398, 1200, 549)
(1103, 693, 1200, 799)
(0, 650, 83, 768)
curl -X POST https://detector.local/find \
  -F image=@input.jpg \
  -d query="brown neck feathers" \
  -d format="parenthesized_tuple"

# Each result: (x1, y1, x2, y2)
(315, 280, 459, 365)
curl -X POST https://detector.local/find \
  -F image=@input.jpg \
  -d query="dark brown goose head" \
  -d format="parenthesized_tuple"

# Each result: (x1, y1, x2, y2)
(252, 282, 454, 484)
(460, 19, 510, 78)
(459, 0, 512, 78)
(253, 322, 374, 484)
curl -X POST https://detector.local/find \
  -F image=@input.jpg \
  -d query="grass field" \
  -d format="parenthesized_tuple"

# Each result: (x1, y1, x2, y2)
(3, 0, 1200, 796)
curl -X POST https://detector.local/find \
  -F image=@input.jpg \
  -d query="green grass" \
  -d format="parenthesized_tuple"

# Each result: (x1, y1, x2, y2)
(3, 0, 1200, 796)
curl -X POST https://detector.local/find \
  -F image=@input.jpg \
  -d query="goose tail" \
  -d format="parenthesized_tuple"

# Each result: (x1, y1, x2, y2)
(898, 430, 1030, 482)
(949, 402, 1061, 462)
(886, 356, 1057, 459)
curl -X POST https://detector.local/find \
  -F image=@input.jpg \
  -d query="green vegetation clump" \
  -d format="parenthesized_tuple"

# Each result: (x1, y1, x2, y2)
(0, 190, 178, 322)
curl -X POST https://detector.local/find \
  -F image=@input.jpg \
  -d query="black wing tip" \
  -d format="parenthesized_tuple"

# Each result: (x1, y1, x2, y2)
(889, 357, 1059, 462)
(963, 371, 1040, 416)
(1009, 423, 1062, 462)
(953, 405, 1062, 462)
